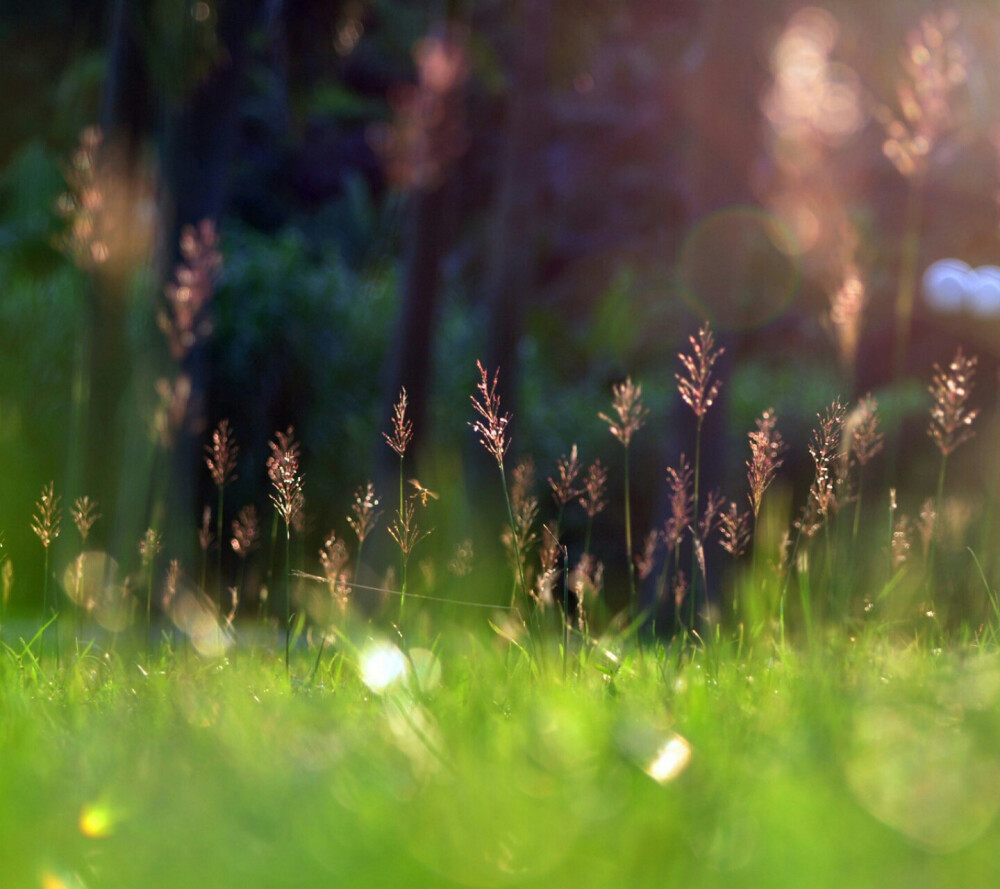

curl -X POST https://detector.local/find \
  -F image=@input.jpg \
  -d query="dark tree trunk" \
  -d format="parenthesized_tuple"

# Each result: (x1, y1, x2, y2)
(482, 0, 551, 416)
(97, 0, 279, 567)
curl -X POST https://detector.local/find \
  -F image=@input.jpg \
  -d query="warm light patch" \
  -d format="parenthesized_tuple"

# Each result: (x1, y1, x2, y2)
(646, 735, 692, 784)
(78, 802, 115, 838)
(360, 641, 408, 694)
(40, 869, 86, 889)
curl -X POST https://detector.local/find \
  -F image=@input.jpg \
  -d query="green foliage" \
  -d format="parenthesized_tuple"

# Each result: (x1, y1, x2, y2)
(3, 632, 1000, 887)
(212, 222, 397, 512)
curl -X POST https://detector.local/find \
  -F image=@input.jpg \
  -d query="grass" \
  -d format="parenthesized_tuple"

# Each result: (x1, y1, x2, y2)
(7, 109, 1000, 883)
(3, 324, 999, 885)
(3, 626, 1000, 888)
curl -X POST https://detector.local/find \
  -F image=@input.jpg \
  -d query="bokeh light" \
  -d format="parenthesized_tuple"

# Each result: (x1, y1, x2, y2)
(359, 640, 408, 694)
(678, 207, 800, 330)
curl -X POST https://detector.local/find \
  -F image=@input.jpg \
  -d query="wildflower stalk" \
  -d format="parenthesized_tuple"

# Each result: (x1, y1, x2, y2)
(747, 409, 784, 606)
(348, 482, 381, 584)
(600, 378, 649, 620)
(206, 419, 238, 609)
(779, 400, 845, 645)
(385, 389, 413, 622)
(501, 465, 527, 607)
(926, 348, 979, 582)
(285, 525, 291, 670)
(677, 325, 723, 633)
(849, 394, 884, 555)
(579, 460, 607, 561)
(690, 417, 703, 630)
(470, 362, 527, 605)
(139, 529, 162, 662)
(268, 428, 304, 677)
(31, 482, 61, 665)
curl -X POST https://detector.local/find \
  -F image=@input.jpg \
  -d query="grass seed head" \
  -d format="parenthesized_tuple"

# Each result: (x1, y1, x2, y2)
(71, 496, 100, 543)
(231, 505, 261, 559)
(388, 501, 432, 559)
(719, 502, 752, 558)
(676, 323, 724, 419)
(348, 481, 382, 544)
(664, 454, 694, 551)
(600, 377, 649, 447)
(928, 347, 979, 456)
(267, 427, 305, 530)
(139, 528, 163, 568)
(579, 460, 609, 519)
(205, 419, 239, 489)
(31, 482, 62, 549)
(549, 444, 583, 510)
(384, 387, 414, 457)
(747, 408, 786, 519)
(849, 394, 884, 468)
(469, 361, 510, 467)
(198, 506, 214, 554)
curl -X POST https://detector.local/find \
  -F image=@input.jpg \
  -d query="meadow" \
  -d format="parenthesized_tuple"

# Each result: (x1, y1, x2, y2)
(7, 6, 1000, 885)
(4, 328, 1000, 889)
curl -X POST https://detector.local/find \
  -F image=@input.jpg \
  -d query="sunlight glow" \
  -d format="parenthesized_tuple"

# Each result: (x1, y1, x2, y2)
(360, 641, 408, 694)
(646, 735, 692, 784)
(846, 704, 1000, 852)
(78, 803, 116, 838)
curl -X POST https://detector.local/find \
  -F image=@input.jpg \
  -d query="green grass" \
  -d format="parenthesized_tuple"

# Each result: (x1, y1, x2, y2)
(3, 624, 1000, 888)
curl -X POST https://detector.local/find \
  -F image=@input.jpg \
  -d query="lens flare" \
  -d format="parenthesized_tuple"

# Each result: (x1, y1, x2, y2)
(360, 641, 408, 694)
(646, 735, 693, 784)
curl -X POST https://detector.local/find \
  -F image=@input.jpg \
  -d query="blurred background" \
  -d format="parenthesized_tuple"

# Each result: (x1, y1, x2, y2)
(3, 0, 1000, 616)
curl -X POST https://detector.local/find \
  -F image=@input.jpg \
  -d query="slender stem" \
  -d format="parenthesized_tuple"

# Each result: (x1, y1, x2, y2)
(780, 512, 809, 649)
(561, 545, 569, 679)
(583, 516, 593, 561)
(928, 453, 948, 590)
(624, 446, 635, 618)
(266, 511, 279, 618)
(745, 507, 762, 623)
(398, 455, 405, 623)
(43, 546, 54, 666)
(500, 465, 529, 606)
(852, 467, 865, 556)
(216, 487, 224, 610)
(284, 524, 291, 677)
(886, 493, 895, 587)
(146, 568, 153, 663)
(689, 416, 704, 632)
(401, 555, 409, 624)
(823, 518, 833, 618)
(354, 540, 364, 588)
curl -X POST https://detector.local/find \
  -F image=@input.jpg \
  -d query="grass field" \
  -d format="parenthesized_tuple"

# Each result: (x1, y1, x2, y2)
(3, 620, 1000, 889)
(3, 328, 1000, 887)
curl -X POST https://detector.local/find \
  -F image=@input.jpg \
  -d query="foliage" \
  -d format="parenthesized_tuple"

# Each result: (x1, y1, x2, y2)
(3, 631, 1000, 887)
(211, 222, 397, 516)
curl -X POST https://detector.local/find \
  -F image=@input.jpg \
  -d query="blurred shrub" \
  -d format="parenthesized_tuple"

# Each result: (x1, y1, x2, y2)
(211, 222, 397, 524)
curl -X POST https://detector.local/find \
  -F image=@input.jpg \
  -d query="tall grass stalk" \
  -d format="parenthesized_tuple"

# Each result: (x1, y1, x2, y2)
(579, 460, 607, 561)
(31, 483, 61, 665)
(600, 378, 648, 620)
(927, 349, 979, 579)
(689, 419, 703, 630)
(139, 529, 162, 662)
(676, 326, 724, 633)
(205, 420, 238, 609)
(470, 363, 528, 605)
(385, 390, 413, 622)
(267, 428, 304, 677)
(348, 482, 381, 587)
